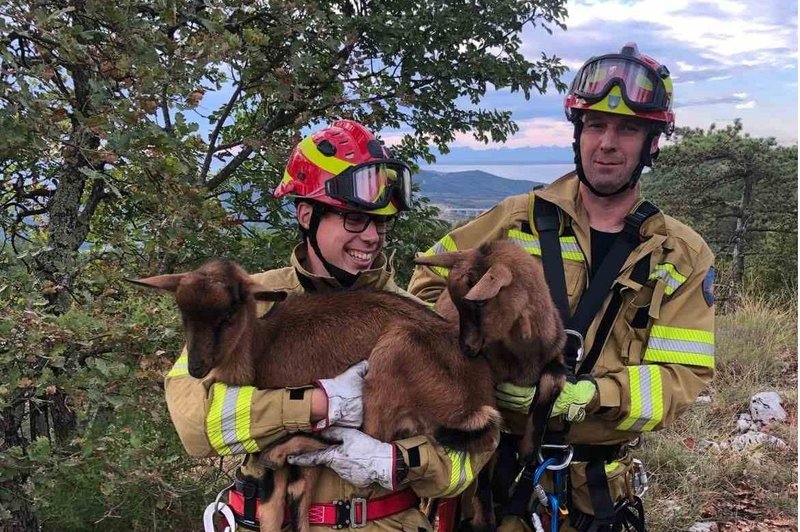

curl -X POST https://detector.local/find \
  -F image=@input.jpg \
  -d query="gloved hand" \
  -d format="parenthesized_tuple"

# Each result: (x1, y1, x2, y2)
(315, 360, 369, 430)
(494, 382, 536, 413)
(287, 426, 395, 490)
(551, 380, 598, 423)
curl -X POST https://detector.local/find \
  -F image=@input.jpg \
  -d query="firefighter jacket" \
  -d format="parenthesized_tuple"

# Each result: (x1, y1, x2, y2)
(408, 172, 716, 447)
(164, 244, 496, 530)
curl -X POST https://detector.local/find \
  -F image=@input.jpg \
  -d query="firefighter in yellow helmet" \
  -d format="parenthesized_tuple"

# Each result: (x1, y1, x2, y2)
(164, 120, 496, 531)
(408, 43, 715, 532)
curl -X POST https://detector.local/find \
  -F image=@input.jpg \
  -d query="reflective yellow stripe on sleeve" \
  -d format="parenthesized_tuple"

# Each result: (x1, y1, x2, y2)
(644, 325, 715, 368)
(617, 365, 663, 433)
(648, 263, 687, 295)
(507, 229, 584, 262)
(442, 448, 474, 497)
(422, 234, 458, 278)
(167, 353, 189, 377)
(207, 383, 260, 455)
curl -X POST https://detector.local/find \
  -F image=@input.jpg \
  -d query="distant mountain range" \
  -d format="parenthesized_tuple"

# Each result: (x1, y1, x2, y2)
(415, 169, 545, 210)
(429, 146, 574, 165)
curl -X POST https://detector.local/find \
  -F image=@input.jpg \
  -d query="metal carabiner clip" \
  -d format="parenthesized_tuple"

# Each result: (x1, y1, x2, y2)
(538, 444, 574, 471)
(203, 483, 237, 532)
(564, 329, 585, 364)
(631, 458, 649, 498)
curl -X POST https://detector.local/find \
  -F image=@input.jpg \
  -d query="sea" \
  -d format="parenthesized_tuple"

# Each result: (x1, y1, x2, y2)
(420, 163, 574, 184)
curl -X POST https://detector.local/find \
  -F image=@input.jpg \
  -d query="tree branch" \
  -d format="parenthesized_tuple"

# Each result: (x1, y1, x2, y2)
(199, 83, 242, 182)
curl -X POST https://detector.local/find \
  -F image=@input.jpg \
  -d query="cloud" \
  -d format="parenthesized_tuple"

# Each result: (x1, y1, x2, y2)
(380, 118, 575, 150)
(674, 93, 750, 108)
(735, 100, 757, 109)
(449, 118, 574, 149)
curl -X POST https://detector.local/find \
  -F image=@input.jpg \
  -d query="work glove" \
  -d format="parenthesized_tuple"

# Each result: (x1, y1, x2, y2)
(494, 382, 536, 413)
(551, 380, 598, 423)
(287, 427, 396, 490)
(315, 360, 369, 430)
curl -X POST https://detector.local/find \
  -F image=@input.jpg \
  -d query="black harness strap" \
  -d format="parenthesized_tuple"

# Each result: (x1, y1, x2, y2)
(505, 197, 659, 529)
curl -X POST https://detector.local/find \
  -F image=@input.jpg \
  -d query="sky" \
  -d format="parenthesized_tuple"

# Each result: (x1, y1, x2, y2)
(385, 0, 798, 159)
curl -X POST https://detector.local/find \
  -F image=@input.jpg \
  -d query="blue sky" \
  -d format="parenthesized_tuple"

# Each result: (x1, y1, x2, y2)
(383, 0, 797, 156)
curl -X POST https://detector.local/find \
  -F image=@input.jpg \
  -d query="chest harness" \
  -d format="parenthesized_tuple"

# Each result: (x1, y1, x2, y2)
(495, 195, 660, 532)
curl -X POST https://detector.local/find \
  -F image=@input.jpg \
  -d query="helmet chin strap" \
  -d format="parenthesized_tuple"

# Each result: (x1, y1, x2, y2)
(572, 120, 662, 198)
(306, 203, 360, 288)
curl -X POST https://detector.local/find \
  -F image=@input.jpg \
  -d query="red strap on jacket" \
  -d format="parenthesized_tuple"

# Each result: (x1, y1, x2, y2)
(434, 497, 459, 532)
(228, 487, 419, 528)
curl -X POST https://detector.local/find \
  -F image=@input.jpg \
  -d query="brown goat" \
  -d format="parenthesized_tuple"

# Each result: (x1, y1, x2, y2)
(132, 239, 565, 531)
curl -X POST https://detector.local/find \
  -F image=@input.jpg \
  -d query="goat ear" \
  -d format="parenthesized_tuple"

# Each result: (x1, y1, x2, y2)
(414, 250, 466, 269)
(252, 289, 288, 302)
(464, 263, 513, 302)
(126, 274, 185, 293)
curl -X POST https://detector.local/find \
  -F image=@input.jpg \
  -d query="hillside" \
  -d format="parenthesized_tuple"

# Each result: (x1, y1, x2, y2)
(415, 169, 545, 209)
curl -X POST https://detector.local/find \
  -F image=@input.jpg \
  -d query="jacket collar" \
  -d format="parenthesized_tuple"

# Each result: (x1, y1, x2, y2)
(534, 172, 668, 241)
(289, 244, 395, 292)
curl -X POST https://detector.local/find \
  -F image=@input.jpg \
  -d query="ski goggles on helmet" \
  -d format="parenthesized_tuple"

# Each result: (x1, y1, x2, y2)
(571, 54, 671, 113)
(325, 159, 412, 211)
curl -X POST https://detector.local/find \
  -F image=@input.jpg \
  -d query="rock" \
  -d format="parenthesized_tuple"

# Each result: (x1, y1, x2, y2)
(750, 392, 787, 425)
(688, 522, 719, 532)
(697, 439, 720, 452)
(731, 430, 788, 452)
(736, 413, 754, 433)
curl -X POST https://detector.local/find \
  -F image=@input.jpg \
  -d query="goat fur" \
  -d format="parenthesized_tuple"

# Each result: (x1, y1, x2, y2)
(132, 239, 565, 531)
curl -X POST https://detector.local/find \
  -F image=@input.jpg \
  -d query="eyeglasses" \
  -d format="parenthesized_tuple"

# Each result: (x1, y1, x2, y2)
(330, 209, 396, 235)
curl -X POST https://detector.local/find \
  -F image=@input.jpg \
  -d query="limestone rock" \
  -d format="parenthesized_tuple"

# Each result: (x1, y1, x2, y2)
(750, 391, 787, 425)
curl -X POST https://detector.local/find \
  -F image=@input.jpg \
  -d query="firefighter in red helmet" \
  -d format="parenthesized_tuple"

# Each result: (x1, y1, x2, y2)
(165, 120, 496, 530)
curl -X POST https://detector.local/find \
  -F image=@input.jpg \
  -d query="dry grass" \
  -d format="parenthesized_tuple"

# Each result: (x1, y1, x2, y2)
(640, 293, 798, 531)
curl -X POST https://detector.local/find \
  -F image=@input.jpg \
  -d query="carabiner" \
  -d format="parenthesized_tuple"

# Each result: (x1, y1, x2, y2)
(203, 483, 237, 532)
(538, 444, 574, 471)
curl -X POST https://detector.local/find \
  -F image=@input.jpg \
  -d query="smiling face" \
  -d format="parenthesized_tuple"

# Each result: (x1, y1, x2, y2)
(579, 110, 657, 195)
(297, 202, 386, 276)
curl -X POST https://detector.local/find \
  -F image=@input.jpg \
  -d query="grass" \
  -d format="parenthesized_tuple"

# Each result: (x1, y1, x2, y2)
(640, 293, 798, 531)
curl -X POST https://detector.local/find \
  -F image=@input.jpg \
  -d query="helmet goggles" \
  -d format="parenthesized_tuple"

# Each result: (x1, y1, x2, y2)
(571, 54, 670, 113)
(324, 159, 412, 211)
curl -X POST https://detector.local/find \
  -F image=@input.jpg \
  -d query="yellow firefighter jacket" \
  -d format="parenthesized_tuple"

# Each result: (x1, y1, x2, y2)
(408, 172, 715, 518)
(164, 244, 495, 530)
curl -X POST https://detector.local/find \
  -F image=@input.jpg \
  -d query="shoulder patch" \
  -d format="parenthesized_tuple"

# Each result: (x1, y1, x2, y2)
(702, 267, 716, 307)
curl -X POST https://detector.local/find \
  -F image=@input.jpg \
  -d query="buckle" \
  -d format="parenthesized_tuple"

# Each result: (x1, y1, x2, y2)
(350, 497, 367, 528)
(332, 497, 368, 529)
(631, 458, 649, 497)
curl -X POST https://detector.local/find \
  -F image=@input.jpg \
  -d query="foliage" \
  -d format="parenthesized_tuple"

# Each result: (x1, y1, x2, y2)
(642, 120, 798, 304)
(1, 0, 568, 311)
(640, 293, 797, 530)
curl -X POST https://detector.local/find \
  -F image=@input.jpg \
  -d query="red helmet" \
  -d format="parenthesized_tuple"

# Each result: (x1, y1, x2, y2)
(565, 43, 675, 134)
(274, 120, 412, 216)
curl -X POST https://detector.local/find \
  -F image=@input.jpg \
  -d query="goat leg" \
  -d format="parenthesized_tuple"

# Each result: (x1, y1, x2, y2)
(257, 466, 289, 532)
(471, 465, 496, 532)
(518, 361, 567, 464)
(287, 465, 322, 532)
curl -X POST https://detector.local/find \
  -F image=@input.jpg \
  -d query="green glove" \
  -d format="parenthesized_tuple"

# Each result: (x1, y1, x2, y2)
(551, 380, 598, 423)
(494, 382, 536, 413)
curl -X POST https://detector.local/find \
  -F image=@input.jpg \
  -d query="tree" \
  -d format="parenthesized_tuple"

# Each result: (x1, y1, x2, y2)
(643, 120, 797, 303)
(1, 0, 568, 313)
(1, 1, 570, 527)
